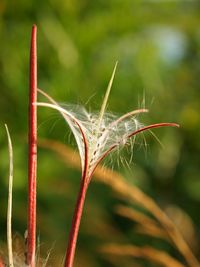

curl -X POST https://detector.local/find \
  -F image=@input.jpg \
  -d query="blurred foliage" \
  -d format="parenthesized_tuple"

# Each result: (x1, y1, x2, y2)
(0, 0, 200, 266)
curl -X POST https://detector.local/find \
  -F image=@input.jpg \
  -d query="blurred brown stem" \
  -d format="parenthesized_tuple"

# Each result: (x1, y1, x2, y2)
(94, 164, 200, 267)
(101, 244, 186, 267)
(115, 205, 168, 240)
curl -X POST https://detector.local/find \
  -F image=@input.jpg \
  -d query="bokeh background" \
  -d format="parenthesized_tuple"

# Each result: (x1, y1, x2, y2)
(0, 1, 200, 266)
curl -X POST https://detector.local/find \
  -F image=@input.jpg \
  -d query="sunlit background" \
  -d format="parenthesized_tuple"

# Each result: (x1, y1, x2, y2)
(0, 1, 200, 266)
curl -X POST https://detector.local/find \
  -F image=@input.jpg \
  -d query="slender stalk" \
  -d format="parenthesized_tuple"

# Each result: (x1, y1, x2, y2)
(27, 24, 37, 266)
(64, 179, 88, 267)
(5, 125, 14, 267)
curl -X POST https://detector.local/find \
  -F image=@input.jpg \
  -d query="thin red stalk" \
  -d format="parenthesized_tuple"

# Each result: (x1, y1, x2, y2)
(27, 24, 37, 266)
(64, 178, 88, 267)
(127, 122, 179, 139)
(89, 122, 179, 180)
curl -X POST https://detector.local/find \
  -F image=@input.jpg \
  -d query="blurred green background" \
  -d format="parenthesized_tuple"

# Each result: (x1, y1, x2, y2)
(0, 1, 200, 266)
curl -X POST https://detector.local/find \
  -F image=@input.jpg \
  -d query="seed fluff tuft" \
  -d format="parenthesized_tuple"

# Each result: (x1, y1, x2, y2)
(36, 64, 179, 184)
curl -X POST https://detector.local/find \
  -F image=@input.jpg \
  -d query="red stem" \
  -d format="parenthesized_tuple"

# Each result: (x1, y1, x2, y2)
(64, 179, 88, 267)
(26, 24, 37, 266)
